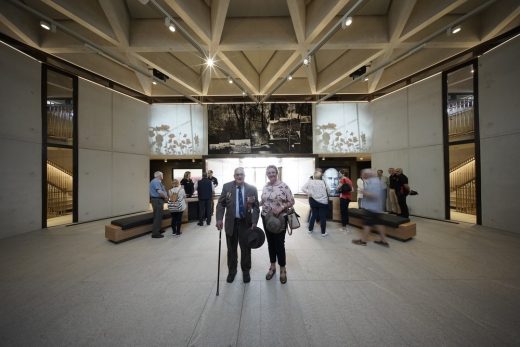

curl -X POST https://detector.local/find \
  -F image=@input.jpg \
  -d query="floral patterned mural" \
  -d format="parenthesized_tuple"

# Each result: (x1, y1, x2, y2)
(149, 104, 204, 155)
(314, 103, 372, 154)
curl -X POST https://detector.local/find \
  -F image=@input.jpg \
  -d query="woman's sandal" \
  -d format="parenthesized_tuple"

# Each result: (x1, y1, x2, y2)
(280, 270, 287, 284)
(352, 239, 367, 246)
(265, 268, 276, 280)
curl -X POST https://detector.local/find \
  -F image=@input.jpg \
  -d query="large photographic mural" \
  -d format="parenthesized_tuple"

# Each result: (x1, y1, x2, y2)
(314, 103, 373, 154)
(149, 104, 204, 155)
(208, 103, 312, 154)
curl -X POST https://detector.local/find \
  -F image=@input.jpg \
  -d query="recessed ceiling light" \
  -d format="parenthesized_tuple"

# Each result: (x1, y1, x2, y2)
(451, 26, 461, 34)
(363, 77, 369, 81)
(303, 56, 311, 65)
(152, 80, 157, 85)
(206, 57, 214, 67)
(228, 77, 233, 84)
(345, 17, 353, 27)
(287, 75, 293, 81)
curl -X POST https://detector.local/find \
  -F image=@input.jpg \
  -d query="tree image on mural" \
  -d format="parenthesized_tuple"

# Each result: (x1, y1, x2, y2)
(315, 123, 368, 153)
(149, 124, 201, 155)
(208, 103, 312, 154)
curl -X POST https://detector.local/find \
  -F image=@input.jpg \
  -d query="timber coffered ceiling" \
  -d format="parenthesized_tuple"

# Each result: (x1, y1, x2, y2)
(1, 0, 519, 102)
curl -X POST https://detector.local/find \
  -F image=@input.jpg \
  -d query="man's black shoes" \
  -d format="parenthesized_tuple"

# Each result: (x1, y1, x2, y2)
(243, 272, 251, 283)
(226, 273, 236, 283)
(151, 234, 164, 238)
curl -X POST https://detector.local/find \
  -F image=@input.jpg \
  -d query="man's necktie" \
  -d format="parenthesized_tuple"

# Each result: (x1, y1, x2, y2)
(238, 186, 245, 218)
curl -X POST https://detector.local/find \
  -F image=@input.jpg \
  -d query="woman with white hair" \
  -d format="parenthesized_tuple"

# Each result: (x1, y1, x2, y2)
(302, 170, 330, 237)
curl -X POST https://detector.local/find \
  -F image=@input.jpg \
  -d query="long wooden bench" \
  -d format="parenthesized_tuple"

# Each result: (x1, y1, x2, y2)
(105, 210, 172, 243)
(348, 208, 416, 241)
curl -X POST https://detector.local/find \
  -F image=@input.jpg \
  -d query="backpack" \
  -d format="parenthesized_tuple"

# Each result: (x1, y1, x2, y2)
(340, 182, 352, 193)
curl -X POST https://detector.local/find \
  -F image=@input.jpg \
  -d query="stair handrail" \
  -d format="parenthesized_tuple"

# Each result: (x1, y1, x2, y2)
(449, 156, 475, 173)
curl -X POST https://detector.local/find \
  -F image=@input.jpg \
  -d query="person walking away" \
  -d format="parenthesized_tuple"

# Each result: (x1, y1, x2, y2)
(216, 167, 259, 284)
(260, 165, 295, 284)
(352, 169, 390, 247)
(197, 171, 214, 226)
(168, 179, 186, 236)
(336, 169, 353, 232)
(302, 170, 329, 236)
(149, 171, 168, 239)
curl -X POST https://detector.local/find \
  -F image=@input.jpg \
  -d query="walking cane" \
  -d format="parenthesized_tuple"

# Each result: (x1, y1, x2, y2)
(216, 226, 222, 296)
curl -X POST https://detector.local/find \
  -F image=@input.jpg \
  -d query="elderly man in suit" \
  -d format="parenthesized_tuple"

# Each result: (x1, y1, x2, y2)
(216, 167, 259, 284)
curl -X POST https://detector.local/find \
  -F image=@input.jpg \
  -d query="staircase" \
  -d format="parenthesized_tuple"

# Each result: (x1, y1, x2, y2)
(449, 156, 476, 214)
(47, 160, 73, 218)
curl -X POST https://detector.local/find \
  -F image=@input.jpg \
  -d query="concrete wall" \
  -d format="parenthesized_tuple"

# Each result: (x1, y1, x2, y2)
(369, 74, 445, 219)
(479, 35, 520, 233)
(78, 79, 150, 222)
(0, 42, 42, 238)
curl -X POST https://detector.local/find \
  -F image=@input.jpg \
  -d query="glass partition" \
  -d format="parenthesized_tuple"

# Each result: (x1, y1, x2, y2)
(44, 68, 77, 227)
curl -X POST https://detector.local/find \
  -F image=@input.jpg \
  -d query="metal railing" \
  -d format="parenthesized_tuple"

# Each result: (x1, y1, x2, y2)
(455, 179, 476, 215)
(448, 98, 473, 116)
(449, 109, 474, 138)
(449, 157, 475, 192)
(47, 104, 73, 141)
(46, 161, 73, 218)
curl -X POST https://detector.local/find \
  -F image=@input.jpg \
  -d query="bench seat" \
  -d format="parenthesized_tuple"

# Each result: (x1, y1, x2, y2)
(348, 208, 416, 241)
(105, 210, 172, 243)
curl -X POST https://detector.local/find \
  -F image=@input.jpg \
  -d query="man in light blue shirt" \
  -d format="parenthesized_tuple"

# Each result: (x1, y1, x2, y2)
(150, 171, 168, 238)
(352, 169, 390, 248)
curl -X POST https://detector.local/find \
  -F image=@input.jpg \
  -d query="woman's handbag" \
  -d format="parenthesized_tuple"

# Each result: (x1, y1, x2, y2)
(285, 207, 300, 235)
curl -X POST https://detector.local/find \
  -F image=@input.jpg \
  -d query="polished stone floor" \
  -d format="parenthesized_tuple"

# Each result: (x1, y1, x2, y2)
(1, 199, 520, 346)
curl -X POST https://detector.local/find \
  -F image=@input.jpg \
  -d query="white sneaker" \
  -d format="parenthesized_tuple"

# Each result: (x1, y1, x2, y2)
(321, 232, 329, 237)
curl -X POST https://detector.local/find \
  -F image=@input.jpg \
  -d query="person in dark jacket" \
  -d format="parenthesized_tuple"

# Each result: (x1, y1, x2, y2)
(197, 171, 214, 226)
(180, 171, 194, 197)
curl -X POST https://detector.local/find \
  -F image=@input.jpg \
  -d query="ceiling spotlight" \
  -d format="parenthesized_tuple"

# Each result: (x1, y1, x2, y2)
(322, 157, 325, 161)
(449, 25, 462, 35)
(164, 17, 175, 32)
(471, 69, 474, 73)
(164, 159, 167, 163)
(40, 20, 55, 32)
(359, 157, 364, 160)
(287, 75, 293, 81)
(363, 77, 369, 81)
(206, 57, 214, 67)
(341, 16, 353, 29)
(227, 77, 233, 84)
(303, 55, 311, 66)
(152, 80, 157, 85)
(242, 91, 246, 96)
(192, 158, 195, 163)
